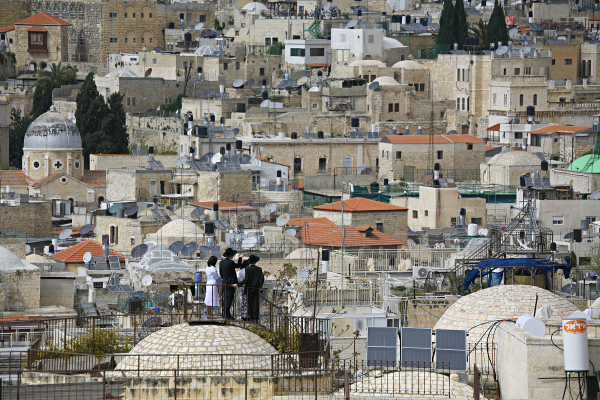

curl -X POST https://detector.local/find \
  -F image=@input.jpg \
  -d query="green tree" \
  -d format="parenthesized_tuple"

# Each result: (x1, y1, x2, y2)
(437, 0, 455, 46)
(37, 62, 77, 89)
(99, 92, 129, 154)
(488, 0, 509, 48)
(471, 19, 490, 49)
(30, 79, 53, 119)
(8, 108, 32, 168)
(454, 0, 468, 49)
(76, 73, 108, 166)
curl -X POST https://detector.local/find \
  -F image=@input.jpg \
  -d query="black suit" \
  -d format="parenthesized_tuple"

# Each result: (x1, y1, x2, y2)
(237, 265, 265, 322)
(219, 257, 240, 318)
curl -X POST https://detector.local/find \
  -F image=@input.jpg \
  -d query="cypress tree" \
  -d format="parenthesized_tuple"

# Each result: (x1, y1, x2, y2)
(488, 0, 509, 48)
(454, 0, 469, 49)
(30, 80, 53, 119)
(75, 72, 109, 167)
(437, 0, 455, 46)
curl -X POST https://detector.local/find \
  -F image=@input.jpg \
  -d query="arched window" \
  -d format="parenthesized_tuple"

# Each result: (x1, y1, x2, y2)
(533, 94, 537, 106)
(98, 196, 105, 207)
(70, 29, 77, 45)
(519, 94, 524, 106)
(79, 4, 84, 20)
(70, 3, 76, 19)
(110, 225, 118, 244)
(37, 2, 43, 13)
(79, 30, 85, 46)
(62, 4, 68, 19)
(46, 2, 52, 13)
(54, 3, 60, 17)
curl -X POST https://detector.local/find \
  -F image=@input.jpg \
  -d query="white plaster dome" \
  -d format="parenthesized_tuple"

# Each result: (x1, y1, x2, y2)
(0, 246, 24, 269)
(23, 108, 82, 150)
(434, 285, 578, 342)
(155, 219, 204, 237)
(382, 37, 406, 49)
(115, 323, 278, 376)
(242, 2, 269, 11)
(348, 60, 386, 67)
(487, 150, 541, 166)
(372, 76, 401, 86)
(392, 60, 424, 69)
(105, 68, 138, 78)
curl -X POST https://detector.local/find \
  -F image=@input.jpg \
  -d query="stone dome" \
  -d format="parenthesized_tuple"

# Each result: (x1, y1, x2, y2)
(373, 76, 401, 86)
(155, 219, 204, 237)
(349, 60, 386, 67)
(392, 60, 424, 69)
(434, 285, 578, 342)
(115, 323, 278, 376)
(105, 68, 138, 78)
(487, 150, 541, 166)
(23, 108, 82, 150)
(0, 246, 24, 269)
(382, 37, 406, 49)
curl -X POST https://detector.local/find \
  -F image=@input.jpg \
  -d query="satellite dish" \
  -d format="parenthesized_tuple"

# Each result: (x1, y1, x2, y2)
(181, 242, 198, 256)
(276, 213, 291, 226)
(108, 204, 117, 213)
(125, 204, 138, 217)
(175, 156, 188, 167)
(233, 79, 244, 88)
(93, 226, 97, 234)
(245, 78, 255, 87)
(284, 229, 297, 236)
(80, 224, 92, 235)
(241, 237, 258, 248)
(265, 203, 277, 213)
(169, 240, 185, 254)
(346, 19, 358, 28)
(447, 130, 458, 135)
(478, 228, 489, 236)
(144, 68, 152, 78)
(115, 202, 123, 210)
(142, 275, 153, 287)
(496, 46, 508, 56)
(522, 46, 532, 55)
(368, 81, 379, 90)
(561, 284, 578, 295)
(568, 311, 591, 320)
(59, 229, 72, 240)
(83, 252, 92, 263)
(152, 46, 162, 53)
(308, 87, 319, 92)
(509, 27, 518, 36)
(231, 128, 240, 137)
(195, 22, 204, 29)
(211, 153, 222, 163)
(298, 267, 313, 278)
(201, 28, 213, 38)
(296, 76, 309, 87)
(131, 243, 149, 258)
(323, 3, 332, 10)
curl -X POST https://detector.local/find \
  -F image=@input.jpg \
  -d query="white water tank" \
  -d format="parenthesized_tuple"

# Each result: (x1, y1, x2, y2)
(278, 132, 286, 139)
(467, 223, 478, 236)
(562, 318, 589, 372)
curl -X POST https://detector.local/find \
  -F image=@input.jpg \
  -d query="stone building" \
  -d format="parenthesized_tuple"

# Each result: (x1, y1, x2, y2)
(95, 213, 165, 255)
(297, 222, 404, 251)
(0, 100, 9, 170)
(145, 218, 204, 249)
(0, 197, 52, 238)
(51, 239, 125, 274)
(29, 171, 105, 205)
(313, 197, 408, 244)
(378, 134, 486, 182)
(106, 168, 174, 203)
(13, 12, 70, 72)
(480, 150, 542, 186)
(528, 125, 593, 162)
(170, 169, 253, 204)
(0, 246, 40, 312)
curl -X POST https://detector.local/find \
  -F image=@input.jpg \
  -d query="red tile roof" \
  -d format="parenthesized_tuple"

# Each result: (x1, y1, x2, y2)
(383, 134, 484, 144)
(27, 26, 47, 32)
(530, 125, 591, 135)
(31, 172, 63, 188)
(592, 15, 600, 20)
(191, 201, 256, 211)
(80, 171, 106, 186)
(288, 217, 333, 227)
(51, 240, 125, 263)
(298, 223, 403, 247)
(0, 171, 34, 187)
(298, 181, 305, 189)
(487, 124, 500, 131)
(0, 26, 15, 33)
(486, 146, 499, 151)
(313, 197, 408, 213)
(51, 225, 96, 236)
(16, 12, 71, 26)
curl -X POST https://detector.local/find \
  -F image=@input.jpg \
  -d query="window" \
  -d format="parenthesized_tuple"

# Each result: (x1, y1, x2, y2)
(33, 160, 40, 169)
(531, 134, 541, 147)
(259, 68, 265, 76)
(150, 180, 157, 195)
(141, 12, 144, 17)
(110, 225, 119, 244)
(525, 67, 531, 75)
(236, 62, 240, 70)
(223, 63, 228, 70)
(109, 12, 117, 18)
(519, 94, 524, 106)
(93, 281, 104, 289)
(341, 34, 346, 42)
(125, 12, 127, 17)
(131, 238, 136, 246)
(28, 32, 46, 51)
(310, 48, 325, 57)
(290, 48, 305, 56)
(533, 94, 537, 106)
(150, 13, 153, 18)
(451, 217, 457, 225)
(437, 151, 443, 160)
(395, 103, 399, 112)
(554, 138, 558, 143)
(396, 151, 402, 159)
(471, 218, 483, 225)
(565, 59, 572, 65)
(368, 35, 374, 43)
(552, 216, 564, 225)
(152, 58, 157, 65)
(70, 29, 77, 45)
(457, 69, 460, 81)
(552, 59, 556, 65)
(515, 132, 522, 139)
(294, 158, 302, 174)
(132, 12, 136, 18)
(493, 93, 497, 106)
(420, 83, 425, 91)
(71, 5, 76, 19)
(312, 103, 318, 109)
(388, 103, 394, 112)
(318, 157, 327, 172)
(79, 31, 85, 46)
(413, 210, 418, 219)
(457, 98, 460, 110)
(387, 318, 400, 328)
(424, 210, 429, 216)
(503, 68, 507, 75)
(587, 217, 597, 225)
(504, 94, 507, 106)
(110, 38, 118, 43)
(462, 98, 465, 110)
(79, 4, 84, 19)
(467, 144, 473, 150)
(142, 37, 145, 43)
(376, 223, 383, 232)
(514, 68, 520, 75)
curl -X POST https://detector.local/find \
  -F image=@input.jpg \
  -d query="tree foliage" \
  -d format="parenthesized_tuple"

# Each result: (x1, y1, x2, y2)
(40, 328, 132, 357)
(37, 62, 77, 89)
(488, 0, 509, 47)
(165, 93, 188, 112)
(30, 79, 53, 120)
(471, 19, 490, 49)
(454, 0, 468, 49)
(8, 108, 32, 168)
(437, 0, 455, 46)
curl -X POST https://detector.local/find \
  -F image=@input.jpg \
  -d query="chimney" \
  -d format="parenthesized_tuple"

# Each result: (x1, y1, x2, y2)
(226, 142, 231, 158)
(528, 11, 533, 23)
(459, 208, 466, 225)
(553, 32, 558, 41)
(213, 202, 219, 221)
(189, 146, 195, 161)
(402, 15, 407, 24)
(102, 234, 109, 257)
(148, 146, 155, 162)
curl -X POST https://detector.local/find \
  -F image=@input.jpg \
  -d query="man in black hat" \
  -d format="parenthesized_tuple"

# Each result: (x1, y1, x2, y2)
(220, 248, 243, 320)
(234, 255, 264, 323)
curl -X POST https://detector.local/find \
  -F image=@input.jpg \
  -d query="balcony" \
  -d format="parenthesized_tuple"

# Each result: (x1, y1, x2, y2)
(491, 75, 547, 83)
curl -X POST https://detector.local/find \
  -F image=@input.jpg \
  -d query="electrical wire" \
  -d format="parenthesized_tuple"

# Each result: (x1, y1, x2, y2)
(551, 329, 564, 351)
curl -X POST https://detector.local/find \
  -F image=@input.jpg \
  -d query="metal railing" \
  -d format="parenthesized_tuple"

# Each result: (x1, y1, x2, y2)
(404, 166, 480, 183)
(0, 227, 28, 238)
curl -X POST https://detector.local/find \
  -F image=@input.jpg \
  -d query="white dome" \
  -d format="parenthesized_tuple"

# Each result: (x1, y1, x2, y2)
(0, 246, 24, 269)
(488, 151, 541, 166)
(382, 37, 405, 49)
(155, 219, 203, 237)
(105, 68, 138, 78)
(349, 60, 386, 67)
(392, 60, 424, 69)
(242, 2, 269, 11)
(23, 108, 82, 150)
(195, 45, 216, 56)
(137, 249, 194, 273)
(373, 76, 401, 86)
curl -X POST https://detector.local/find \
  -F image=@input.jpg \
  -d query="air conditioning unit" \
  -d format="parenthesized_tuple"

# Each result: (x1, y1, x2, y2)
(413, 266, 430, 279)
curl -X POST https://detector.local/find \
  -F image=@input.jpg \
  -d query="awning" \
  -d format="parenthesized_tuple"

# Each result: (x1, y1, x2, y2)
(487, 123, 500, 131)
(27, 26, 47, 32)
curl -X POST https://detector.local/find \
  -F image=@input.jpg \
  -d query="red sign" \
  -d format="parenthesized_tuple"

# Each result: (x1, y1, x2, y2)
(505, 16, 515, 26)
(564, 320, 586, 334)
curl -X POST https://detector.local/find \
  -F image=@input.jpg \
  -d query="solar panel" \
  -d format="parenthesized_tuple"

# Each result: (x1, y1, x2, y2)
(198, 246, 210, 259)
(356, 132, 364, 139)
(109, 255, 121, 270)
(94, 256, 108, 270)
(214, 220, 231, 230)
(373, 132, 380, 139)
(107, 285, 122, 294)
(96, 301, 112, 316)
(223, 93, 229, 99)
(210, 246, 221, 257)
(81, 302, 98, 316)
(435, 329, 467, 372)
(367, 132, 373, 139)
(120, 285, 134, 294)
(302, 132, 310, 139)
(139, 150, 148, 156)
(349, 132, 357, 139)
(438, 178, 448, 187)
(452, 225, 468, 236)
(310, 133, 318, 139)
(400, 327, 432, 368)
(367, 327, 398, 367)
(132, 150, 140, 156)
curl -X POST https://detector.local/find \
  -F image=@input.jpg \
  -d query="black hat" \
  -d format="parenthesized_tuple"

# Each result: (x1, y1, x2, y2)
(223, 248, 237, 258)
(207, 256, 218, 266)
(247, 254, 260, 264)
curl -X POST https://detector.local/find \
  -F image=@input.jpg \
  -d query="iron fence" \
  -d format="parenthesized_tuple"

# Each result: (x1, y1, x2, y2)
(468, 342, 497, 377)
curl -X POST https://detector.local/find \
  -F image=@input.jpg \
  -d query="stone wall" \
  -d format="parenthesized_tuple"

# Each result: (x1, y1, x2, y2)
(32, 174, 99, 205)
(126, 115, 179, 131)
(0, 238, 27, 258)
(0, 0, 32, 28)
(40, 277, 74, 308)
(406, 298, 456, 329)
(0, 201, 52, 238)
(0, 264, 40, 311)
(106, 169, 173, 202)
(128, 128, 179, 153)
(551, 169, 600, 194)
(250, 189, 303, 205)
(219, 171, 252, 202)
(91, 153, 178, 170)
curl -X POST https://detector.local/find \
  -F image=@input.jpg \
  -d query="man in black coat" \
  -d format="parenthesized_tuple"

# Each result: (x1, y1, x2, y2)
(234, 255, 264, 323)
(219, 248, 243, 320)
